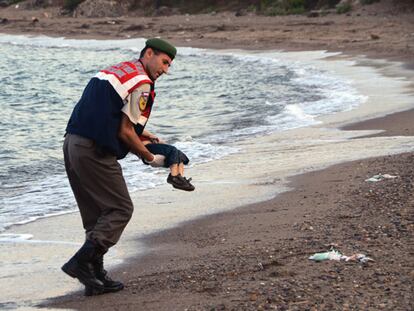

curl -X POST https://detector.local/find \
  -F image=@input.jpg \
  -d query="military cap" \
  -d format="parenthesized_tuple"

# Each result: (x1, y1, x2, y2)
(145, 38, 177, 60)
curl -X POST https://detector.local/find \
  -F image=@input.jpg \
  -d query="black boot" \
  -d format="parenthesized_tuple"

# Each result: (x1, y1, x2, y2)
(84, 255, 124, 296)
(61, 240, 104, 293)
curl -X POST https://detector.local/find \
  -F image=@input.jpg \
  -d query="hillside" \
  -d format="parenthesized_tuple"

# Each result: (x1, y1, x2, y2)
(0, 0, 412, 62)
(2, 0, 411, 17)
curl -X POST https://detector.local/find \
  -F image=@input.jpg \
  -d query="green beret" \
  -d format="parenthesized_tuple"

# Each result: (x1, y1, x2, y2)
(145, 38, 177, 60)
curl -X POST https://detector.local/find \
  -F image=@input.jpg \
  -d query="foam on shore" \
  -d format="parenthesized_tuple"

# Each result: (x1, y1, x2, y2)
(1, 50, 413, 310)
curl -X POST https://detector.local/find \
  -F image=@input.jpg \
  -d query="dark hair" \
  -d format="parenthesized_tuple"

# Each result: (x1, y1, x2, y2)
(139, 46, 161, 58)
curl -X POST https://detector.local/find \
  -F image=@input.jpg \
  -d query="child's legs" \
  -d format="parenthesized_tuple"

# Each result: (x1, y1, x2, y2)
(170, 163, 184, 176)
(178, 163, 184, 175)
(170, 163, 179, 176)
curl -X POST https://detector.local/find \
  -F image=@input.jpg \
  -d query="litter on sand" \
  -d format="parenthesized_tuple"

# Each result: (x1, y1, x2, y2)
(309, 248, 374, 263)
(365, 173, 398, 182)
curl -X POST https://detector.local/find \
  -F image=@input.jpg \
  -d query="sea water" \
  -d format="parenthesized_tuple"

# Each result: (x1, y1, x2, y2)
(0, 34, 365, 234)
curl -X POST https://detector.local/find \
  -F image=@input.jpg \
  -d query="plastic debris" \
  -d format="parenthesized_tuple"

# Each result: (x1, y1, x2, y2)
(308, 249, 342, 261)
(345, 254, 374, 263)
(365, 173, 397, 182)
(309, 248, 374, 263)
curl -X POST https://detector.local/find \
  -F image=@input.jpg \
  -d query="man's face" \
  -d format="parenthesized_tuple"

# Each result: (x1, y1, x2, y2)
(145, 49, 172, 81)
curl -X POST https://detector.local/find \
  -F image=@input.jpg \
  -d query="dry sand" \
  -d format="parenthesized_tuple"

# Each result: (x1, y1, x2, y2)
(1, 1, 413, 310)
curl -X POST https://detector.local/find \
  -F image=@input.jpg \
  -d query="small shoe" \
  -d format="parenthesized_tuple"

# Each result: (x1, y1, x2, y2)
(184, 177, 195, 190)
(167, 174, 195, 191)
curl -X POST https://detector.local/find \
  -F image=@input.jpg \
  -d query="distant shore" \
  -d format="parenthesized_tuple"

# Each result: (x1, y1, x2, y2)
(0, 1, 413, 63)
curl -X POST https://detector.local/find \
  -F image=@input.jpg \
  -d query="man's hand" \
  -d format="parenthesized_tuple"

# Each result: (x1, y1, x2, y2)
(153, 136, 166, 144)
(149, 136, 160, 144)
(149, 134, 166, 144)
(144, 131, 166, 144)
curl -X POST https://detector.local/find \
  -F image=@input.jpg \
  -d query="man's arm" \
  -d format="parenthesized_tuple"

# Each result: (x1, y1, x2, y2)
(118, 114, 154, 162)
(119, 84, 165, 166)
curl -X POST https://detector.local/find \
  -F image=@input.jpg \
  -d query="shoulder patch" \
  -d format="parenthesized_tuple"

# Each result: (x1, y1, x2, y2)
(138, 92, 150, 111)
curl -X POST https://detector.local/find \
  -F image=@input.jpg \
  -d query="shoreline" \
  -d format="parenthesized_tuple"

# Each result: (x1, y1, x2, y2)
(0, 4, 413, 310)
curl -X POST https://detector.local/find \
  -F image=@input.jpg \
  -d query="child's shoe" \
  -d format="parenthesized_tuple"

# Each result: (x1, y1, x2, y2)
(167, 174, 195, 191)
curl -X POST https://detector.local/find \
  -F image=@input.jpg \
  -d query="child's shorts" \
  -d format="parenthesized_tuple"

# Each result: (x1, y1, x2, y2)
(144, 143, 189, 168)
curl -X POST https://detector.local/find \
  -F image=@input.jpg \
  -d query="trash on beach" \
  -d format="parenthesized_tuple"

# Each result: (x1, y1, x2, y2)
(308, 249, 342, 261)
(365, 173, 397, 182)
(309, 248, 374, 263)
(345, 253, 374, 263)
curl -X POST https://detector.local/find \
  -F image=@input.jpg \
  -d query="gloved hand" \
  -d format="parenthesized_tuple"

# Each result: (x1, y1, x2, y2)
(147, 154, 165, 167)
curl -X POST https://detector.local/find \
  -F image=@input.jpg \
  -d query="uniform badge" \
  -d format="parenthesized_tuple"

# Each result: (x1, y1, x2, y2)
(138, 92, 149, 111)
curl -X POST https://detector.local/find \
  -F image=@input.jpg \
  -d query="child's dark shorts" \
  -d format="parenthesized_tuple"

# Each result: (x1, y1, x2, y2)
(144, 143, 189, 168)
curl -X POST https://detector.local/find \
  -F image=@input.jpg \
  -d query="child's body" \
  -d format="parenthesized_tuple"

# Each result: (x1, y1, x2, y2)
(141, 138, 195, 191)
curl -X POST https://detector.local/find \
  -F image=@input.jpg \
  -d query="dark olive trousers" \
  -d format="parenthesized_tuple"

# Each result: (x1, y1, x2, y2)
(63, 134, 133, 251)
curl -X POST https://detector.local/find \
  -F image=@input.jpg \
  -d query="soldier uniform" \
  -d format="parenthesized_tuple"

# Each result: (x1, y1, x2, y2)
(61, 38, 177, 295)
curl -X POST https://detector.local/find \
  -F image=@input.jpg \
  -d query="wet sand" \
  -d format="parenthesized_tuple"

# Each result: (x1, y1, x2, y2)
(1, 2, 413, 310)
(342, 109, 414, 137)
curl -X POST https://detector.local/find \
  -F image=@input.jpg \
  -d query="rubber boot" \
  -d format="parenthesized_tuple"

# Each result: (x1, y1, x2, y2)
(61, 240, 104, 293)
(84, 255, 124, 296)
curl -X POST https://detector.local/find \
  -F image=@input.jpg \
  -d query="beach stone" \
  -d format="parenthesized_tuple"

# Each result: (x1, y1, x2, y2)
(154, 6, 180, 16)
(235, 9, 248, 17)
(307, 10, 321, 17)
(123, 24, 145, 31)
(250, 293, 258, 301)
(215, 24, 226, 32)
(18, 0, 54, 9)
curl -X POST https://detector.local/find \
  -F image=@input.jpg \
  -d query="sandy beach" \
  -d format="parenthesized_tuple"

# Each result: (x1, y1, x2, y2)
(1, 1, 413, 310)
(46, 151, 414, 310)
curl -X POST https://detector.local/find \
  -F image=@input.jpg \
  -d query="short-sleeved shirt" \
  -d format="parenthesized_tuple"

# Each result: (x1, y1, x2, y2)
(121, 83, 151, 127)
